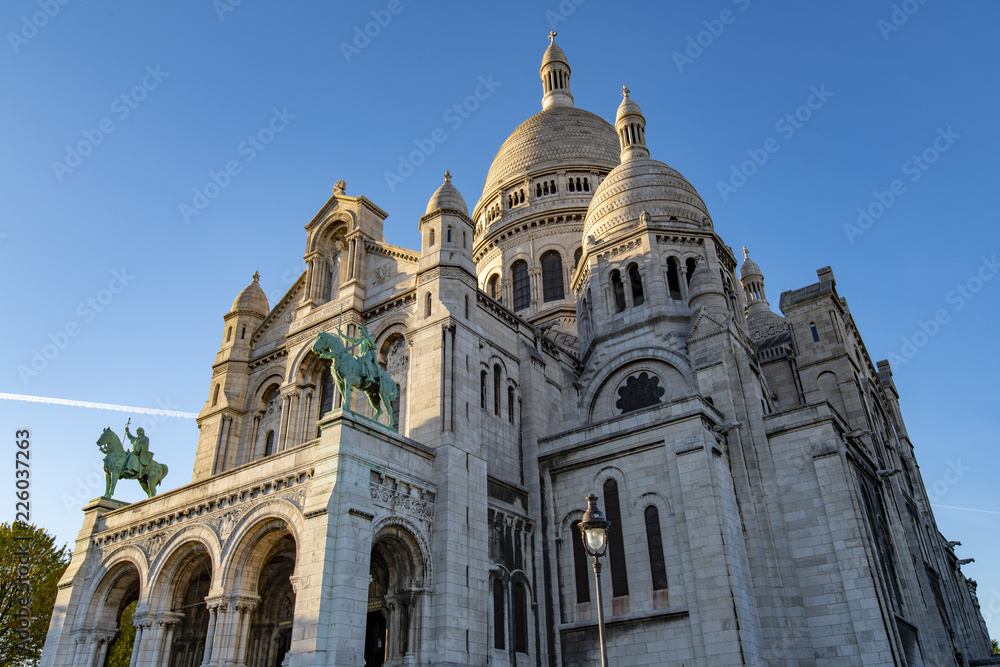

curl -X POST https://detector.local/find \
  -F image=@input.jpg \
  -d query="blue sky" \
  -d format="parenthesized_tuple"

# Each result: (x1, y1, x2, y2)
(2, 0, 998, 641)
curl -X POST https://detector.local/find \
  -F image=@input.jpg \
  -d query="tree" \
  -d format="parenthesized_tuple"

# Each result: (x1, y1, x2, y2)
(0, 523, 70, 666)
(993, 637, 998, 655)
(105, 600, 137, 667)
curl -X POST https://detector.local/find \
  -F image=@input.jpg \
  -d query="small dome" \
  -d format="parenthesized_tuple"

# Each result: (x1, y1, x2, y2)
(616, 88, 643, 123)
(426, 171, 468, 216)
(740, 247, 762, 280)
(541, 40, 569, 68)
(231, 272, 269, 316)
(688, 264, 727, 310)
(583, 156, 710, 241)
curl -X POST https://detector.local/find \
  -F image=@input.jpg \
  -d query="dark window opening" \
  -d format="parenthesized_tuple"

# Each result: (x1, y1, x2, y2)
(611, 270, 626, 312)
(513, 583, 528, 653)
(603, 479, 630, 597)
(686, 258, 697, 284)
(645, 506, 668, 590)
(493, 364, 501, 416)
(811, 323, 820, 342)
(493, 579, 505, 650)
(541, 250, 564, 302)
(481, 371, 488, 410)
(512, 260, 530, 311)
(629, 263, 645, 306)
(666, 258, 681, 300)
(571, 520, 591, 603)
(264, 430, 275, 457)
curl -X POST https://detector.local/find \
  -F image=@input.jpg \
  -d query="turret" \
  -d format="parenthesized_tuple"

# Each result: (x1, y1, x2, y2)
(616, 85, 649, 161)
(540, 31, 573, 110)
(418, 171, 475, 277)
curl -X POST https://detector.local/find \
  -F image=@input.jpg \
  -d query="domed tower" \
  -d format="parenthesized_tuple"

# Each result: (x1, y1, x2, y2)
(472, 33, 619, 337)
(576, 87, 741, 351)
(740, 247, 787, 339)
(194, 272, 269, 480)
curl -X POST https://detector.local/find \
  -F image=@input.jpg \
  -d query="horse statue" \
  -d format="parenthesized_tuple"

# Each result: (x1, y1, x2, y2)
(313, 330, 398, 430)
(97, 427, 169, 499)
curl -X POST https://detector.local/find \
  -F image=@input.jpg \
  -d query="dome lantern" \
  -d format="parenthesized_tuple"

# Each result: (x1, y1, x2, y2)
(616, 86, 649, 161)
(540, 31, 574, 110)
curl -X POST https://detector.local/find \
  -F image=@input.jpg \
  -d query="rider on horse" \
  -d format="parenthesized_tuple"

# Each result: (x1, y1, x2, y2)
(338, 324, 379, 385)
(124, 420, 153, 479)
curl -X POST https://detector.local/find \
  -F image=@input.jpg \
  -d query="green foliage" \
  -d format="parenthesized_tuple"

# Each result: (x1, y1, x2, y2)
(992, 637, 998, 655)
(105, 600, 137, 667)
(0, 523, 70, 666)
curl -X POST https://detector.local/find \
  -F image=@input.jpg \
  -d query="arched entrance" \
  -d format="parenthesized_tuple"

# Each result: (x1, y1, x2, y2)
(365, 525, 426, 666)
(86, 561, 140, 667)
(166, 552, 212, 666)
(245, 533, 296, 666)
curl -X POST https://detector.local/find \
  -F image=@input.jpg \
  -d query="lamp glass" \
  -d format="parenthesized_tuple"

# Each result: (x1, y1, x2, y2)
(584, 525, 607, 555)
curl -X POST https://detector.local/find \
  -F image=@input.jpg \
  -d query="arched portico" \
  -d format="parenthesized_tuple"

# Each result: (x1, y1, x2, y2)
(365, 522, 428, 667)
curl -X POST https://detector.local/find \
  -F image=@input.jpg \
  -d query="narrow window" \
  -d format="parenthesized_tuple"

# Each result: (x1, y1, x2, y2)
(493, 364, 501, 416)
(551, 180, 557, 193)
(241, 325, 246, 339)
(513, 583, 528, 653)
(508, 386, 515, 424)
(447, 226, 452, 243)
(568, 179, 575, 192)
(429, 228, 435, 246)
(543, 181, 549, 195)
(512, 260, 530, 311)
(536, 184, 542, 197)
(666, 258, 681, 300)
(425, 293, 432, 318)
(212, 384, 220, 407)
(686, 257, 697, 285)
(541, 250, 564, 302)
(611, 270, 626, 312)
(810, 323, 819, 342)
(603, 479, 630, 597)
(573, 247, 583, 269)
(264, 430, 275, 457)
(488, 274, 500, 301)
(225, 326, 232, 343)
(481, 371, 488, 410)
(571, 520, 591, 603)
(629, 263, 645, 306)
(319, 361, 335, 416)
(645, 506, 668, 590)
(464, 295, 469, 319)
(493, 579, 505, 650)
(583, 177, 590, 191)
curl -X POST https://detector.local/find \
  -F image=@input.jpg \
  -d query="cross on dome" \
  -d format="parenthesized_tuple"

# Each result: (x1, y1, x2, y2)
(622, 85, 630, 98)
(743, 246, 750, 259)
(548, 30, 557, 43)
(252, 271, 260, 282)
(444, 170, 451, 183)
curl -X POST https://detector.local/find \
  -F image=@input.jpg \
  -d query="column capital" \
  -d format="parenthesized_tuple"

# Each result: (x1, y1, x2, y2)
(158, 611, 185, 627)
(204, 594, 229, 612)
(228, 593, 261, 613)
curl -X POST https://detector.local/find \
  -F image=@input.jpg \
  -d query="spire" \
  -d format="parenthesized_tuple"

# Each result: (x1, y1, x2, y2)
(740, 248, 787, 335)
(540, 32, 573, 110)
(616, 85, 649, 160)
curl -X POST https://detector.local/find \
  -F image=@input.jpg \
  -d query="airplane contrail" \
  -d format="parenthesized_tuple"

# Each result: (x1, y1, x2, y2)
(932, 504, 1000, 517)
(0, 393, 197, 419)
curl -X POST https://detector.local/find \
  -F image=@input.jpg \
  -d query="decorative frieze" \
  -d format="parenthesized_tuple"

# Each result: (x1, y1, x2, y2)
(370, 476, 435, 522)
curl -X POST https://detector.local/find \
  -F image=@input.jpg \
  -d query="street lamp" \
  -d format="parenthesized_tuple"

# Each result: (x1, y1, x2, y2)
(579, 494, 611, 667)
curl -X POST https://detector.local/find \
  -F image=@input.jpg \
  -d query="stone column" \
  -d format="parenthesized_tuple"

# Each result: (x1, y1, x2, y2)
(70, 632, 89, 665)
(92, 633, 115, 667)
(156, 613, 184, 667)
(278, 394, 292, 451)
(200, 600, 222, 666)
(223, 594, 259, 666)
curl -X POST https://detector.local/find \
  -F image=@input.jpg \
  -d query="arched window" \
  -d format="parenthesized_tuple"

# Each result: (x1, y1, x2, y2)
(493, 579, 505, 650)
(512, 260, 530, 311)
(568, 178, 575, 192)
(611, 270, 626, 312)
(583, 177, 590, 191)
(212, 384, 220, 407)
(629, 263, 645, 306)
(264, 431, 275, 457)
(686, 257, 697, 285)
(508, 386, 515, 424)
(429, 228, 435, 246)
(603, 479, 629, 597)
(513, 583, 528, 654)
(487, 274, 500, 301)
(481, 371, 488, 410)
(493, 364, 501, 416)
(645, 506, 668, 590)
(536, 184, 542, 197)
(573, 247, 583, 269)
(666, 258, 681, 300)
(540, 250, 564, 302)
(571, 520, 591, 603)
(425, 293, 432, 318)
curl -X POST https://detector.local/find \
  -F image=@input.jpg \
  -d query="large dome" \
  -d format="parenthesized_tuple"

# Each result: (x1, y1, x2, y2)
(480, 106, 619, 199)
(583, 156, 711, 241)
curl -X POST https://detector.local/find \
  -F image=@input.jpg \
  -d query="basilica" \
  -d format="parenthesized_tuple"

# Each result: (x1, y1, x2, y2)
(42, 36, 992, 666)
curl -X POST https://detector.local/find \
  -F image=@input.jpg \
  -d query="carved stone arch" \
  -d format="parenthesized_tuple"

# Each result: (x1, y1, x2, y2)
(79, 549, 146, 627)
(584, 349, 694, 422)
(486, 354, 509, 378)
(557, 508, 585, 542)
(593, 466, 631, 515)
(632, 491, 672, 518)
(144, 528, 221, 614)
(286, 339, 325, 386)
(220, 501, 304, 595)
(489, 563, 512, 584)
(370, 314, 409, 345)
(306, 214, 353, 255)
(248, 373, 285, 412)
(370, 515, 432, 589)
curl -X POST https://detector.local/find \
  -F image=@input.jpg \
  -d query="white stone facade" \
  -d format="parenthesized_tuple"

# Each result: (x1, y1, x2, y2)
(41, 36, 992, 667)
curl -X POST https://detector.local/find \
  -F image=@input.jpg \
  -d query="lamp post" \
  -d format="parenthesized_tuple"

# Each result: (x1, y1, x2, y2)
(579, 494, 611, 667)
